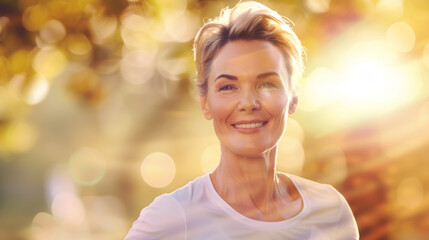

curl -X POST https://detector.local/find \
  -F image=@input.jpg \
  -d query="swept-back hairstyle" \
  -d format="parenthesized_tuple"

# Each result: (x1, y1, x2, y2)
(193, 1, 305, 96)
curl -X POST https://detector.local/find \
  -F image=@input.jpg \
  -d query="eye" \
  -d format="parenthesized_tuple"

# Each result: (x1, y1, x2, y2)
(219, 85, 236, 91)
(260, 82, 276, 89)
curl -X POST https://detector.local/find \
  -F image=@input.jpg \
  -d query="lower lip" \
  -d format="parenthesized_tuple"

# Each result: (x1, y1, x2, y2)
(232, 123, 266, 134)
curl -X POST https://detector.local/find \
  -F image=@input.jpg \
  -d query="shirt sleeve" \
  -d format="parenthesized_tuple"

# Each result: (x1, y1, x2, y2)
(124, 194, 187, 240)
(333, 190, 360, 240)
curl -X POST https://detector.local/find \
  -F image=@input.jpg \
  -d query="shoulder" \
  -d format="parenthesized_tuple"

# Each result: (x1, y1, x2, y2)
(282, 173, 344, 203)
(284, 173, 352, 212)
(124, 194, 187, 240)
(282, 173, 359, 239)
(169, 174, 207, 204)
(124, 175, 208, 240)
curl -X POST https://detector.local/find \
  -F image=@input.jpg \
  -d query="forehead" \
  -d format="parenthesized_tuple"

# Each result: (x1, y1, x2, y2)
(210, 40, 287, 78)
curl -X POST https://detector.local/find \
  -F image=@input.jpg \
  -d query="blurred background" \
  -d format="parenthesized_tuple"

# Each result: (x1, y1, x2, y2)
(0, 0, 428, 239)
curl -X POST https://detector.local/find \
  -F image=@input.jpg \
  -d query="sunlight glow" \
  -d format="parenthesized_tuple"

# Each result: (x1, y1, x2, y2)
(299, 38, 419, 134)
(277, 136, 305, 175)
(301, 55, 404, 111)
(300, 67, 339, 111)
(339, 57, 402, 108)
(284, 118, 305, 143)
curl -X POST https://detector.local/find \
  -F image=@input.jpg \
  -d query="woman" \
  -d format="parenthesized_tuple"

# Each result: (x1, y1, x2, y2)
(125, 1, 359, 239)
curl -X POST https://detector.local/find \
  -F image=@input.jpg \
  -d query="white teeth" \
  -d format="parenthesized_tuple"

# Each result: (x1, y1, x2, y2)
(234, 122, 264, 128)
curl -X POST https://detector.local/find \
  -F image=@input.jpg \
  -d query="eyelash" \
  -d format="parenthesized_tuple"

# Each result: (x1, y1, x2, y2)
(218, 82, 277, 92)
(260, 82, 276, 88)
(219, 85, 236, 91)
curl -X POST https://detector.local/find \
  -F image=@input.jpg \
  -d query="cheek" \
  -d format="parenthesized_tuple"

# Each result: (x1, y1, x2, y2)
(208, 98, 232, 122)
(261, 91, 289, 115)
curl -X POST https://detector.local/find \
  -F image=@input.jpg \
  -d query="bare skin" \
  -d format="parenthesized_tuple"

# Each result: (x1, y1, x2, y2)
(201, 40, 303, 222)
(209, 146, 303, 222)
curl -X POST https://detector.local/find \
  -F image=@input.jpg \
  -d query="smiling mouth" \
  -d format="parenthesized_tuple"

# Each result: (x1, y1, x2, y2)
(232, 122, 267, 129)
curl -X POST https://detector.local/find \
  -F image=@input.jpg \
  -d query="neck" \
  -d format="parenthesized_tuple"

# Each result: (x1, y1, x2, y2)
(210, 145, 284, 217)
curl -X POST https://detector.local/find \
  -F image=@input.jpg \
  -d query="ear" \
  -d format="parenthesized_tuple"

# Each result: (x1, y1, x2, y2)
(200, 96, 212, 120)
(288, 95, 298, 115)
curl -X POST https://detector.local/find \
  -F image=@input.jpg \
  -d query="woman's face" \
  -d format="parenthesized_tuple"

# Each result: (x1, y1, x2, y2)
(200, 40, 298, 157)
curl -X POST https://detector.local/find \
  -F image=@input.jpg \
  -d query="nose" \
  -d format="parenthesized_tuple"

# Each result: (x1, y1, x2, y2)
(238, 88, 261, 112)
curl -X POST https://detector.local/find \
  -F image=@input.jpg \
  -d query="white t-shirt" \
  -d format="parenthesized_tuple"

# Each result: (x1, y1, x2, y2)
(125, 173, 359, 240)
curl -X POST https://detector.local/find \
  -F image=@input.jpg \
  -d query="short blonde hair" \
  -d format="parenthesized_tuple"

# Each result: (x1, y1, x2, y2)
(193, 1, 305, 96)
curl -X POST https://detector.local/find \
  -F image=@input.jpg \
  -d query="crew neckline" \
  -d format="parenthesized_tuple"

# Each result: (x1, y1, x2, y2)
(203, 173, 309, 229)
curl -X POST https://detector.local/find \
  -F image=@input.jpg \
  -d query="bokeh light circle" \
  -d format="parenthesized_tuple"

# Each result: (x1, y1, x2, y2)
(284, 118, 305, 143)
(22, 5, 50, 32)
(69, 147, 107, 186)
(89, 14, 117, 44)
(157, 57, 189, 81)
(141, 152, 176, 188)
(51, 192, 86, 225)
(387, 21, 415, 52)
(376, 0, 403, 19)
(120, 50, 156, 84)
(200, 145, 221, 174)
(66, 33, 92, 56)
(120, 13, 158, 50)
(39, 19, 66, 44)
(160, 10, 200, 42)
(0, 120, 37, 153)
(25, 74, 50, 105)
(33, 47, 67, 79)
(305, 0, 330, 13)
(31, 212, 58, 240)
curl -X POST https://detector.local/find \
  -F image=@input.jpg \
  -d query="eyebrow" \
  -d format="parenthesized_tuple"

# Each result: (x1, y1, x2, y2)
(215, 74, 237, 81)
(214, 72, 280, 81)
(256, 72, 280, 79)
